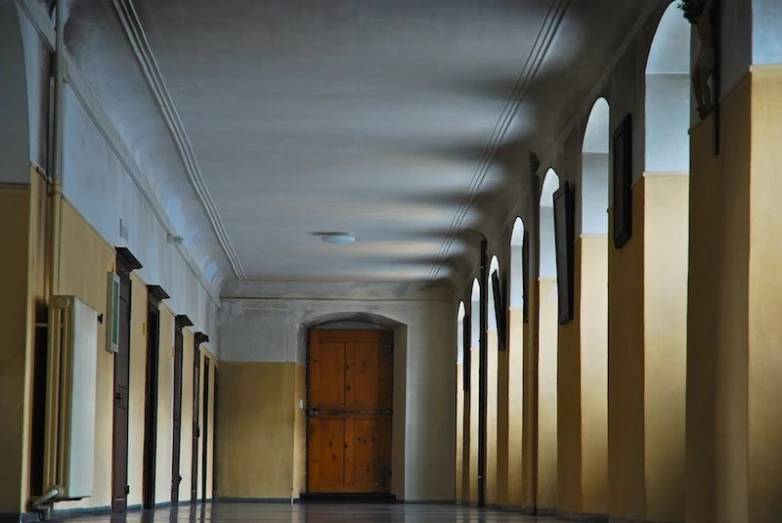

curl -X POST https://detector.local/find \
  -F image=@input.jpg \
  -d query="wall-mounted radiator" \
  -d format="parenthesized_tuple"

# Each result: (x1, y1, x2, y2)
(43, 295, 99, 501)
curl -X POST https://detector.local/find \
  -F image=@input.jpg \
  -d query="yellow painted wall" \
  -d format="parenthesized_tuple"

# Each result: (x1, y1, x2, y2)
(496, 336, 510, 505)
(26, 197, 218, 512)
(578, 236, 608, 516)
(686, 69, 782, 523)
(521, 280, 538, 510)
(0, 183, 32, 513)
(179, 329, 195, 502)
(55, 199, 117, 511)
(745, 67, 782, 523)
(127, 274, 149, 507)
(557, 296, 580, 515)
(217, 362, 299, 499)
(469, 347, 479, 502)
(461, 362, 472, 503)
(537, 278, 558, 511)
(607, 183, 646, 520)
(643, 175, 688, 522)
(156, 305, 175, 504)
(486, 331, 499, 504)
(292, 363, 306, 498)
(507, 307, 524, 506)
(455, 365, 464, 501)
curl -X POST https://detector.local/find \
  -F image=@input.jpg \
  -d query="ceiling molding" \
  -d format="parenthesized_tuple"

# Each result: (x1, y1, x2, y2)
(427, 0, 573, 281)
(13, 0, 224, 307)
(221, 279, 456, 302)
(111, 0, 247, 279)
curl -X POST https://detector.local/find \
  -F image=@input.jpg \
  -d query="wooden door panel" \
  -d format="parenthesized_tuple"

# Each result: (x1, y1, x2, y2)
(308, 418, 346, 492)
(307, 330, 393, 495)
(345, 417, 390, 491)
(112, 276, 131, 512)
(310, 341, 346, 408)
(345, 342, 390, 409)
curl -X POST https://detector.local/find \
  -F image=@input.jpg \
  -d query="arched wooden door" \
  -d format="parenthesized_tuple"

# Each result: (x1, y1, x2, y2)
(307, 330, 393, 494)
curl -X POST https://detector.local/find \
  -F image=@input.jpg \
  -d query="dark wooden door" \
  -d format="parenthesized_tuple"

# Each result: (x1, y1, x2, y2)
(201, 357, 210, 502)
(191, 341, 202, 503)
(307, 330, 393, 494)
(113, 249, 141, 513)
(142, 286, 168, 510)
(212, 368, 218, 499)
(172, 315, 191, 504)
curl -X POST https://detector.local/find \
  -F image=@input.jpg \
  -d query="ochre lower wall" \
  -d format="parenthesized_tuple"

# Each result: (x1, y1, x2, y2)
(469, 347, 479, 502)
(455, 364, 464, 501)
(0, 183, 32, 513)
(42, 198, 216, 511)
(607, 181, 645, 521)
(507, 308, 524, 506)
(537, 278, 558, 511)
(217, 362, 299, 499)
(579, 236, 608, 516)
(643, 175, 688, 522)
(522, 280, 539, 510)
(486, 331, 499, 504)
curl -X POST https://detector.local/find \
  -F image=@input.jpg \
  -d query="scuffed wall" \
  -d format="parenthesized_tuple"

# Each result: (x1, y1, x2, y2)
(218, 293, 457, 502)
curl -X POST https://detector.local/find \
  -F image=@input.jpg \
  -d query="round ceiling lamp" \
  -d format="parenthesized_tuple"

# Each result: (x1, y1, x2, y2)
(320, 232, 356, 245)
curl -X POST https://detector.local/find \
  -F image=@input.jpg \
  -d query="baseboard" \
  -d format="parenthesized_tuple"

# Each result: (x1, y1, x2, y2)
(0, 513, 40, 523)
(50, 505, 112, 519)
(215, 498, 299, 504)
(558, 510, 608, 522)
(609, 518, 681, 523)
(536, 507, 557, 516)
(300, 493, 396, 503)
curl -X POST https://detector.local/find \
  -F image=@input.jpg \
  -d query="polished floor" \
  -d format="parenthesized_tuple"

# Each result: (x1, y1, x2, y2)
(59, 503, 571, 523)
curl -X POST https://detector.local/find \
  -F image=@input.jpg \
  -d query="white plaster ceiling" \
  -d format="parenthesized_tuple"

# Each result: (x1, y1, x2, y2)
(62, 0, 654, 289)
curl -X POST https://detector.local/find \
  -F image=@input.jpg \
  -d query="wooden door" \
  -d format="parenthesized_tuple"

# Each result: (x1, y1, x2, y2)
(191, 340, 202, 503)
(307, 330, 393, 494)
(142, 286, 168, 510)
(113, 249, 141, 512)
(172, 315, 192, 504)
(212, 368, 219, 499)
(201, 357, 210, 502)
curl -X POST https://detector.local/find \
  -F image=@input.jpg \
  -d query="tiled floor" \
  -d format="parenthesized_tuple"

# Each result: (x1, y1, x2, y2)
(59, 503, 570, 523)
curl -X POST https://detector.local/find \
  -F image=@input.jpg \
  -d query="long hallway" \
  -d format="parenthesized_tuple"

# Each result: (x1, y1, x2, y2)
(61, 504, 568, 523)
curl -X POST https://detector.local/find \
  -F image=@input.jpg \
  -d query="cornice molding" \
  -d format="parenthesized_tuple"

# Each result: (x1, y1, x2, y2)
(428, 0, 573, 281)
(13, 0, 223, 307)
(111, 0, 246, 279)
(147, 284, 170, 303)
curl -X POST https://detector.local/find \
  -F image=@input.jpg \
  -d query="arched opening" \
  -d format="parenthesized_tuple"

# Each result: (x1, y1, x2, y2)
(635, 4, 690, 518)
(486, 256, 500, 503)
(304, 312, 407, 499)
(468, 279, 481, 503)
(456, 301, 466, 502)
(537, 168, 559, 512)
(578, 98, 610, 514)
(505, 218, 525, 505)
(645, 3, 691, 173)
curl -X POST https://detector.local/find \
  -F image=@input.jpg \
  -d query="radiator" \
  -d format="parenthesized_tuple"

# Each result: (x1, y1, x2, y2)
(44, 295, 99, 500)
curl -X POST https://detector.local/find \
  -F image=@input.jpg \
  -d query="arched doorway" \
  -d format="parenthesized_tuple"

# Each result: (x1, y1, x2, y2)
(537, 168, 560, 513)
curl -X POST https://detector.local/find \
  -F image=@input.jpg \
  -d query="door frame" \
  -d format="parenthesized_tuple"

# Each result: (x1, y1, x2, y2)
(142, 284, 169, 510)
(201, 355, 211, 503)
(171, 314, 192, 505)
(212, 367, 219, 500)
(192, 332, 209, 503)
(112, 247, 142, 513)
(304, 327, 397, 498)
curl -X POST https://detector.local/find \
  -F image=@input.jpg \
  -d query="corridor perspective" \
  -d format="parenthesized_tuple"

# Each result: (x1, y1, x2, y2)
(2, 1, 781, 523)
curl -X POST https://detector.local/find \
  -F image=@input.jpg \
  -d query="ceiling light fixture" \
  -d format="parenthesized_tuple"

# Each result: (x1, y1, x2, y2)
(320, 232, 356, 245)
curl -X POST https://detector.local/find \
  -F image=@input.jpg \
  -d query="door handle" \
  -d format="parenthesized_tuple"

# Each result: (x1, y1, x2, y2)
(307, 408, 320, 417)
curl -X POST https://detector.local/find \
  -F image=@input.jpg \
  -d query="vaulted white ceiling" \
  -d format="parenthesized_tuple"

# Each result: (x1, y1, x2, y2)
(63, 0, 652, 291)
